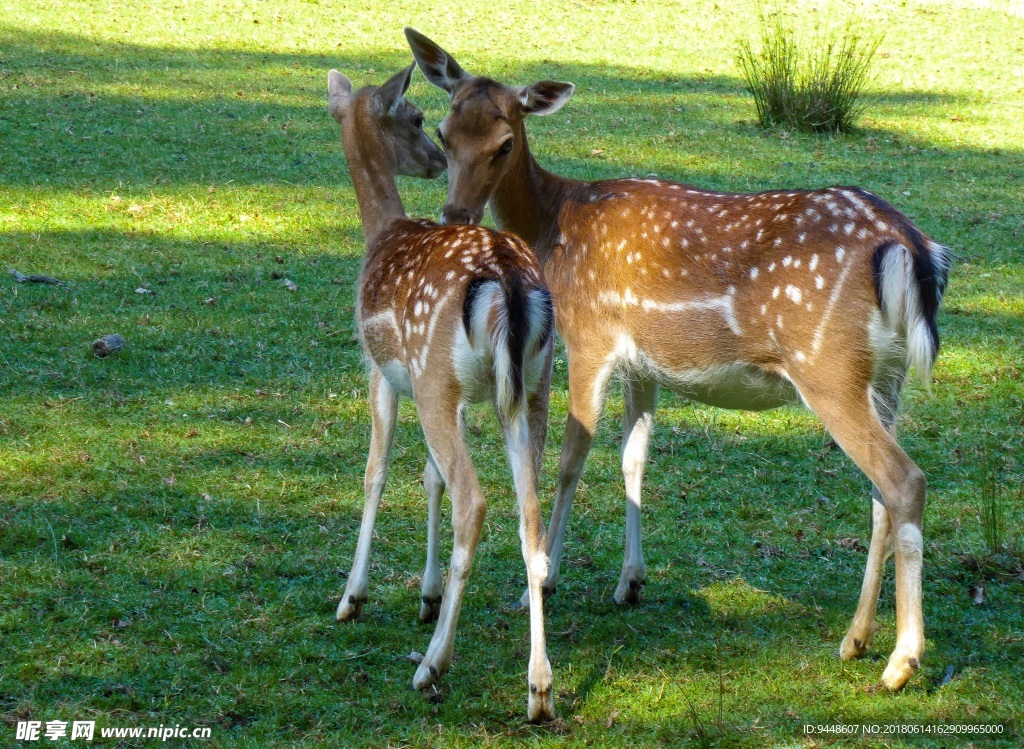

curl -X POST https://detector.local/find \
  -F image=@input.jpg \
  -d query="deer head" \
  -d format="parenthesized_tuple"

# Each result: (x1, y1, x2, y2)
(328, 63, 446, 181)
(405, 28, 574, 225)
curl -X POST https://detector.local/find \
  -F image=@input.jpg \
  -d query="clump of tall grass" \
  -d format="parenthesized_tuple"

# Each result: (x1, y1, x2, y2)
(980, 445, 1007, 556)
(737, 12, 882, 133)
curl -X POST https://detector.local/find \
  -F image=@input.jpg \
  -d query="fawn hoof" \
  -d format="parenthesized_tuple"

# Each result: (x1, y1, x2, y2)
(840, 633, 870, 661)
(612, 576, 646, 605)
(419, 595, 442, 624)
(413, 660, 444, 691)
(881, 650, 922, 691)
(527, 684, 555, 723)
(336, 594, 366, 622)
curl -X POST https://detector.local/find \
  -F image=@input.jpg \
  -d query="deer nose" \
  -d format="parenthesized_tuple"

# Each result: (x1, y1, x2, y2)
(427, 153, 447, 179)
(441, 206, 476, 226)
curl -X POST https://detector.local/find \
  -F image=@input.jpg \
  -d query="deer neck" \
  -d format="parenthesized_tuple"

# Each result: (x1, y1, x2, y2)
(340, 116, 407, 248)
(489, 122, 579, 258)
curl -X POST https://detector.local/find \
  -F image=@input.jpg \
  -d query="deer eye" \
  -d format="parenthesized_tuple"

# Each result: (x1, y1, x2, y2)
(413, 114, 424, 129)
(435, 127, 447, 149)
(497, 138, 513, 157)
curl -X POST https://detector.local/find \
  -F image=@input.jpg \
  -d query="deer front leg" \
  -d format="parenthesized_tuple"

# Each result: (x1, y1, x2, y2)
(518, 352, 612, 608)
(420, 455, 445, 623)
(338, 365, 398, 622)
(840, 489, 893, 659)
(614, 377, 659, 605)
(413, 411, 487, 691)
(527, 342, 554, 479)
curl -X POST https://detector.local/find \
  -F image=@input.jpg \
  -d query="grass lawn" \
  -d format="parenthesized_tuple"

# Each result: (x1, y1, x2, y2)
(1, 0, 1022, 746)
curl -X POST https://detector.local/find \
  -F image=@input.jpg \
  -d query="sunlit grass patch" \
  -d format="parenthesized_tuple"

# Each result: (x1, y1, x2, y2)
(697, 578, 799, 619)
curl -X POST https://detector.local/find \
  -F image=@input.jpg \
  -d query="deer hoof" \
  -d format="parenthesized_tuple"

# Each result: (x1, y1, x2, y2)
(413, 660, 443, 690)
(840, 633, 869, 660)
(527, 685, 555, 723)
(881, 650, 922, 691)
(336, 594, 367, 622)
(613, 577, 646, 605)
(419, 595, 442, 623)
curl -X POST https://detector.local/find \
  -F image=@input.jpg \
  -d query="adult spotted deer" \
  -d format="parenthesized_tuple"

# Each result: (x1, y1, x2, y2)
(328, 64, 556, 720)
(406, 28, 951, 691)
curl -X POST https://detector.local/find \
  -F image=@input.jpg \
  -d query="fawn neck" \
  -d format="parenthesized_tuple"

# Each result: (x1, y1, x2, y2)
(490, 122, 579, 256)
(340, 115, 407, 248)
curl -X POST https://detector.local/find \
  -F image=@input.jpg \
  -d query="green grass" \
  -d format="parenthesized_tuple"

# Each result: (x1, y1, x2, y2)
(1, 0, 1023, 746)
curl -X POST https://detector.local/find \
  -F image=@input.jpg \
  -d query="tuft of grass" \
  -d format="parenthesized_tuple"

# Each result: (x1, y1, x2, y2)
(737, 11, 881, 133)
(981, 446, 1006, 556)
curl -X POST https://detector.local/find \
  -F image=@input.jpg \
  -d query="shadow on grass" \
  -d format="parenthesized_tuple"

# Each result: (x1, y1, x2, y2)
(1, 226, 1018, 402)
(2, 25, 1021, 217)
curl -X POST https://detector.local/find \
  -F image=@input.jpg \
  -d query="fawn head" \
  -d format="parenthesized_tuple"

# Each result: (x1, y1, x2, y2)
(405, 28, 574, 225)
(328, 63, 446, 180)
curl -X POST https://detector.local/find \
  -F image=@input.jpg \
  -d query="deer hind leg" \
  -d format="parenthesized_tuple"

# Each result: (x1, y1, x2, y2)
(501, 406, 554, 722)
(796, 375, 925, 690)
(841, 375, 902, 660)
(412, 405, 487, 692)
(338, 365, 398, 622)
(420, 454, 445, 623)
(518, 351, 613, 608)
(614, 376, 659, 605)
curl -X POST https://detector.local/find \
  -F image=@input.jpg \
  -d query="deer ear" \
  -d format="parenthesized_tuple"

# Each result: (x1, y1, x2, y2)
(519, 81, 575, 116)
(405, 27, 468, 95)
(327, 69, 353, 123)
(377, 63, 415, 115)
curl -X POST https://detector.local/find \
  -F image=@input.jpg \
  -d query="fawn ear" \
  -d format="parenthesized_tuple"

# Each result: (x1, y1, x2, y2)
(405, 27, 469, 95)
(519, 81, 575, 116)
(327, 69, 353, 123)
(377, 63, 415, 116)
